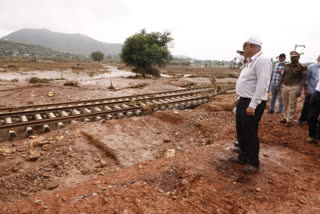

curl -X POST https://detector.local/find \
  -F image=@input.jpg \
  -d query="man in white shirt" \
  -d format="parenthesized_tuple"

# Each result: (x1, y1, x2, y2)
(230, 36, 272, 173)
(307, 69, 320, 144)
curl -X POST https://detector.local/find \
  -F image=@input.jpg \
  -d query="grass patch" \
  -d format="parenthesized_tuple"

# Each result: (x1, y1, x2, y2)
(63, 81, 78, 87)
(28, 77, 50, 84)
(88, 72, 96, 77)
(129, 83, 149, 89)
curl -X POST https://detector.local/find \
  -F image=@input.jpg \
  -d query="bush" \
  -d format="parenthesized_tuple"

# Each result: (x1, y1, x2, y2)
(63, 81, 78, 87)
(29, 77, 50, 84)
(91, 51, 104, 62)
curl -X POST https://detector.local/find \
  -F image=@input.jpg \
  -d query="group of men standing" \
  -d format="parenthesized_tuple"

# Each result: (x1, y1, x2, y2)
(268, 53, 320, 143)
(230, 36, 320, 174)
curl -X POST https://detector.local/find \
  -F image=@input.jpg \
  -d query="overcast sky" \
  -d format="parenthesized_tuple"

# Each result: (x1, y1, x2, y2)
(0, 0, 319, 62)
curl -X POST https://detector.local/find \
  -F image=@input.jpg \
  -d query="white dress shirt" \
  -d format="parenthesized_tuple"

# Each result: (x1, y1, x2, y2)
(236, 51, 272, 109)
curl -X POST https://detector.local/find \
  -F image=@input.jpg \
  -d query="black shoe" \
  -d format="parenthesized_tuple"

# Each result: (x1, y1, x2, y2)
(241, 164, 259, 174)
(297, 120, 304, 126)
(276, 111, 282, 114)
(232, 147, 240, 153)
(280, 118, 287, 123)
(234, 141, 239, 147)
(229, 157, 246, 165)
(267, 110, 274, 114)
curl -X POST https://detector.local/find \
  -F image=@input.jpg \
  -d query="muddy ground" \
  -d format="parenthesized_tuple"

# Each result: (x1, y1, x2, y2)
(0, 61, 319, 213)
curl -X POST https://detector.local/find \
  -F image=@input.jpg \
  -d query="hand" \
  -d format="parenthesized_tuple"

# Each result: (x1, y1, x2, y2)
(296, 90, 301, 97)
(304, 89, 309, 96)
(234, 100, 238, 107)
(246, 107, 255, 116)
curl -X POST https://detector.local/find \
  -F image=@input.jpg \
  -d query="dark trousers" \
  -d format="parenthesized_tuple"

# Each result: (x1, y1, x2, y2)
(236, 98, 266, 168)
(299, 94, 311, 122)
(307, 91, 320, 139)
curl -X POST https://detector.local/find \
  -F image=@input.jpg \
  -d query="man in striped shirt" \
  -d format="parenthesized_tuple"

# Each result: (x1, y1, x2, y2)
(267, 53, 286, 114)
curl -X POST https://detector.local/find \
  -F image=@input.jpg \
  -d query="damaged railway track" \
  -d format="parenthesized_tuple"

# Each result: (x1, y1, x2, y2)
(0, 87, 215, 139)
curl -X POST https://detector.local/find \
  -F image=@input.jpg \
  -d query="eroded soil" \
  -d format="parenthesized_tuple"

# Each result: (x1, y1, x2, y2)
(0, 62, 319, 213)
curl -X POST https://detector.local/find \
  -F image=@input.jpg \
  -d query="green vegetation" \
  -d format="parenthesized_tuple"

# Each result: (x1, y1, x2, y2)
(88, 72, 95, 77)
(63, 81, 78, 87)
(28, 77, 50, 84)
(129, 82, 149, 89)
(91, 51, 104, 62)
(0, 40, 77, 58)
(120, 29, 173, 77)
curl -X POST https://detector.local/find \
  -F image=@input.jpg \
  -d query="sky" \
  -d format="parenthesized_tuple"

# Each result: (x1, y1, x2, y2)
(0, 0, 319, 62)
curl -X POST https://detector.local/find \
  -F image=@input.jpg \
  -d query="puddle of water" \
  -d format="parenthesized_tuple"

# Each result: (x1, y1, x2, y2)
(0, 65, 135, 83)
(161, 74, 172, 78)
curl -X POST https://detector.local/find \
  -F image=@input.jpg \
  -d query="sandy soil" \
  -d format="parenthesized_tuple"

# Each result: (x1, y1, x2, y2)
(0, 62, 319, 213)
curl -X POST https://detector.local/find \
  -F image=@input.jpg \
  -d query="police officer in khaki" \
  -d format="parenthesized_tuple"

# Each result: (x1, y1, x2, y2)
(277, 51, 307, 127)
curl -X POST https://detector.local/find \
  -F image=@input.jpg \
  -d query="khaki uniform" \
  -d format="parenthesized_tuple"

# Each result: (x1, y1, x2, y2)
(281, 63, 306, 122)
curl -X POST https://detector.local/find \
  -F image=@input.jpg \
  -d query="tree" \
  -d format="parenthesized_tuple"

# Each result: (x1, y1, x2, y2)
(91, 51, 104, 62)
(120, 29, 173, 77)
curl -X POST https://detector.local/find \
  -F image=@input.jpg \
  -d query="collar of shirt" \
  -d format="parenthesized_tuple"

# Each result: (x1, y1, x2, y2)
(246, 51, 262, 67)
(248, 51, 262, 62)
(277, 61, 287, 66)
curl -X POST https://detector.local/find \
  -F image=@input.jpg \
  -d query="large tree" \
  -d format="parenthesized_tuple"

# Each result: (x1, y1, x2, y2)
(91, 51, 104, 62)
(120, 29, 173, 77)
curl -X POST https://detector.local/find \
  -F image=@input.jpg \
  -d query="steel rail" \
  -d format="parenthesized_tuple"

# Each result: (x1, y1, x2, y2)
(0, 87, 214, 112)
(0, 96, 209, 130)
(0, 90, 211, 118)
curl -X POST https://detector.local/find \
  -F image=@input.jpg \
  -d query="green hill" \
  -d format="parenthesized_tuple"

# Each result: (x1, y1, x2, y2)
(2, 28, 122, 57)
(0, 39, 76, 58)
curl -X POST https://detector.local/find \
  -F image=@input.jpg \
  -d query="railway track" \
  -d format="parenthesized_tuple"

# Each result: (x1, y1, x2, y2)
(0, 87, 214, 139)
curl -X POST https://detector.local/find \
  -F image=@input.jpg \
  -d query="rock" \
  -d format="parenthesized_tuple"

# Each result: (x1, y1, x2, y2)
(164, 149, 176, 157)
(29, 136, 46, 148)
(162, 139, 170, 143)
(100, 160, 107, 167)
(41, 144, 51, 151)
(46, 181, 59, 190)
(94, 168, 102, 172)
(26, 150, 41, 161)
(80, 168, 89, 174)
(0, 147, 16, 155)
(34, 200, 42, 203)
(12, 167, 19, 172)
(55, 136, 64, 141)
(38, 140, 51, 146)
(51, 160, 59, 167)
(41, 172, 51, 178)
(21, 192, 29, 196)
(47, 92, 55, 97)
(181, 179, 190, 187)
(94, 157, 101, 162)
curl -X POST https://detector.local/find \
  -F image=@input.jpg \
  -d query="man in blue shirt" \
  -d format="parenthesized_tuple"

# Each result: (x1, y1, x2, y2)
(297, 55, 320, 125)
(268, 53, 286, 114)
